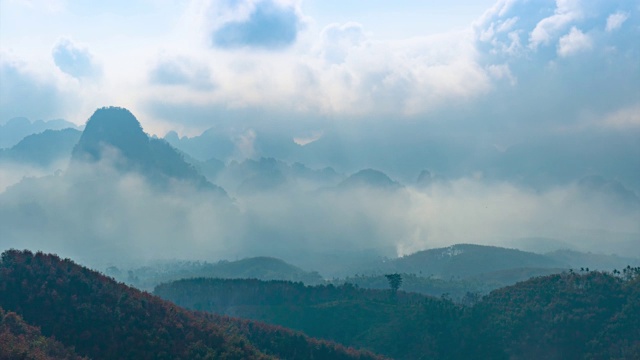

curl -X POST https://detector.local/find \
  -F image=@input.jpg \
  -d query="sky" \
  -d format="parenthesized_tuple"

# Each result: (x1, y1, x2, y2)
(0, 0, 639, 267)
(1, 0, 638, 137)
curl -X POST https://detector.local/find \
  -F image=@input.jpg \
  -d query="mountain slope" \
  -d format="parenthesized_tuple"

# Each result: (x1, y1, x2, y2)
(155, 278, 456, 359)
(376, 244, 568, 279)
(466, 271, 640, 359)
(0, 128, 81, 167)
(0, 307, 86, 360)
(338, 169, 401, 190)
(0, 117, 80, 149)
(71, 106, 222, 192)
(156, 270, 640, 359)
(0, 250, 382, 360)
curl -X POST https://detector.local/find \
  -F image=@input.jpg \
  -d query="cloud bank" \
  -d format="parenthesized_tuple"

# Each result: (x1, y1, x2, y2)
(1, 152, 637, 274)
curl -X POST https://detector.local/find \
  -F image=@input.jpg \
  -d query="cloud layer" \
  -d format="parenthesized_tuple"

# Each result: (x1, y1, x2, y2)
(1, 0, 638, 134)
(1, 154, 638, 273)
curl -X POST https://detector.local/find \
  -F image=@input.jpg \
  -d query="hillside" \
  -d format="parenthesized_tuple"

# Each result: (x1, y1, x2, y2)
(0, 128, 81, 167)
(0, 307, 86, 360)
(0, 250, 382, 360)
(155, 278, 458, 359)
(385, 244, 566, 278)
(466, 270, 640, 359)
(156, 269, 640, 359)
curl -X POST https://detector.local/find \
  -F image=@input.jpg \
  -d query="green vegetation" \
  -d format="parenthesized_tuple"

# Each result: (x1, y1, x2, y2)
(0, 307, 86, 360)
(0, 250, 382, 360)
(384, 273, 402, 294)
(156, 268, 640, 359)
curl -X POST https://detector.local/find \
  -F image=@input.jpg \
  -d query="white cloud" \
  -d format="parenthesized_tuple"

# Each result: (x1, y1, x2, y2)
(0, 56, 67, 122)
(317, 22, 366, 64)
(487, 63, 516, 85)
(149, 55, 214, 91)
(529, 0, 583, 49)
(557, 27, 592, 57)
(606, 12, 628, 32)
(601, 104, 640, 129)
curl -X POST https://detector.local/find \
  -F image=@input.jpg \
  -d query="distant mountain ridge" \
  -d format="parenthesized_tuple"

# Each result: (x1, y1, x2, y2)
(0, 117, 81, 149)
(338, 169, 402, 190)
(109, 256, 324, 290)
(71, 107, 223, 192)
(358, 244, 640, 281)
(0, 128, 81, 167)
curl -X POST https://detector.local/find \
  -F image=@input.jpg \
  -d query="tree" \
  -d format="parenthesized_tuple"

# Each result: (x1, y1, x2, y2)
(384, 273, 402, 294)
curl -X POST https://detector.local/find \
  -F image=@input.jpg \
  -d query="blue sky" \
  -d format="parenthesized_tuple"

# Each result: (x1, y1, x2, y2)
(0, 0, 638, 136)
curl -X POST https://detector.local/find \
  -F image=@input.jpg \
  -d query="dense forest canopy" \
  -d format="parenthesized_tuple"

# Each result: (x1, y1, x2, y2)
(0, 250, 382, 360)
(155, 268, 640, 359)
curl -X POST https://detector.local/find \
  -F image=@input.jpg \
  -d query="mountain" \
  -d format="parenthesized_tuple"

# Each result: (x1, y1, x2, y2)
(215, 157, 342, 195)
(164, 127, 300, 163)
(0, 117, 80, 149)
(578, 175, 640, 208)
(365, 244, 567, 279)
(207, 256, 324, 283)
(0, 250, 382, 360)
(0, 128, 81, 167)
(71, 107, 223, 192)
(483, 131, 640, 192)
(164, 128, 237, 161)
(108, 256, 324, 290)
(338, 169, 401, 190)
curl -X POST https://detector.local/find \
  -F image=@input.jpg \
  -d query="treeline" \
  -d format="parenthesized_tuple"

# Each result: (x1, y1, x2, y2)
(0, 250, 383, 360)
(156, 269, 640, 359)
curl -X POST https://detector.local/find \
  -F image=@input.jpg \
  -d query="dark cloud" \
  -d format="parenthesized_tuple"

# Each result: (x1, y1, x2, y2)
(52, 39, 101, 79)
(149, 57, 214, 90)
(212, 1, 300, 49)
(0, 61, 66, 123)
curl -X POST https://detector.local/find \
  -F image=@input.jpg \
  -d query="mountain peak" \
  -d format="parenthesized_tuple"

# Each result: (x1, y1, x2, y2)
(70, 107, 224, 193)
(72, 106, 150, 163)
(339, 168, 401, 190)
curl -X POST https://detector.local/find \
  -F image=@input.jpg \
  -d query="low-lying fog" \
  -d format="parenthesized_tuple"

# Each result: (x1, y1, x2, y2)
(1, 152, 638, 275)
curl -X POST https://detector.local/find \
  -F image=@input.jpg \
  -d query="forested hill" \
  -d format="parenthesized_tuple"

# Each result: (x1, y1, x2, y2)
(0, 250, 383, 360)
(0, 306, 87, 360)
(156, 269, 640, 359)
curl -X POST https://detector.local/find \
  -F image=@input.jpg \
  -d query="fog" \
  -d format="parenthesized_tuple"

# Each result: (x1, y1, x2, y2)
(1, 151, 637, 276)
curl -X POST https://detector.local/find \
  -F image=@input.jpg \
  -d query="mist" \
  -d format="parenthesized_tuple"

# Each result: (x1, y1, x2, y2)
(1, 148, 637, 276)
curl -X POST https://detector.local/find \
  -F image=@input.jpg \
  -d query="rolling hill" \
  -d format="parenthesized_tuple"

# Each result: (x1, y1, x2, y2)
(156, 268, 640, 359)
(0, 250, 382, 360)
